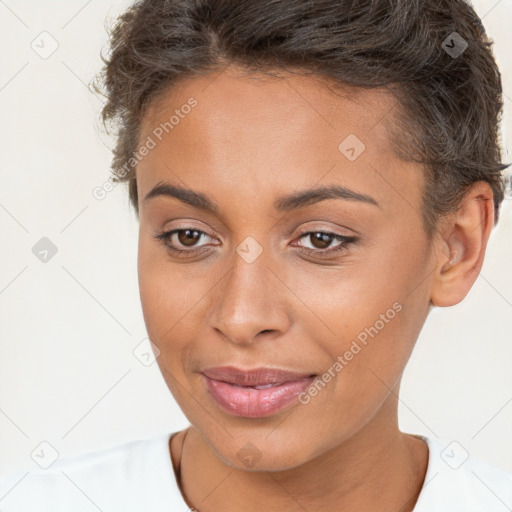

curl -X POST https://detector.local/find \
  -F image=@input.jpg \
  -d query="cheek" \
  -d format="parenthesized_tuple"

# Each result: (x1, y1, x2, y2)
(138, 235, 182, 347)
(291, 240, 430, 405)
(137, 252, 200, 406)
(137, 234, 216, 360)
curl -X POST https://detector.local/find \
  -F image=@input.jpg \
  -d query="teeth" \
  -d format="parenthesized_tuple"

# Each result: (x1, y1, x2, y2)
(253, 382, 282, 389)
(229, 382, 284, 389)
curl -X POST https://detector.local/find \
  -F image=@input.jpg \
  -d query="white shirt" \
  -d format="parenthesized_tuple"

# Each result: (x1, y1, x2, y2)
(0, 432, 511, 511)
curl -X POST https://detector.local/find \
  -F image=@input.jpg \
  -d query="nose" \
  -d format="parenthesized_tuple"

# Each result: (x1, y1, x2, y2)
(209, 250, 291, 345)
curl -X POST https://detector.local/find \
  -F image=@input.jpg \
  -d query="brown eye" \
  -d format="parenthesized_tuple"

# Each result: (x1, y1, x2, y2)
(177, 229, 202, 247)
(308, 232, 334, 249)
(292, 230, 358, 259)
(153, 227, 215, 258)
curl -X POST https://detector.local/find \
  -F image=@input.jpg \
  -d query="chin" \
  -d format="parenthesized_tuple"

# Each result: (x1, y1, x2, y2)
(198, 423, 323, 472)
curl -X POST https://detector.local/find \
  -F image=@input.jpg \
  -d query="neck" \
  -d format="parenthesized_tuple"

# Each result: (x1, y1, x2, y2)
(172, 396, 429, 512)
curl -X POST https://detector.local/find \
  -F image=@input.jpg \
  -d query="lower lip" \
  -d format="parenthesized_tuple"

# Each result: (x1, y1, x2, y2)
(202, 374, 315, 418)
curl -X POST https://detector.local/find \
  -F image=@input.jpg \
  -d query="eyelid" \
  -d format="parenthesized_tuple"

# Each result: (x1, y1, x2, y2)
(160, 220, 218, 239)
(158, 227, 216, 246)
(295, 223, 356, 236)
(154, 225, 358, 263)
(157, 225, 352, 246)
(292, 229, 357, 253)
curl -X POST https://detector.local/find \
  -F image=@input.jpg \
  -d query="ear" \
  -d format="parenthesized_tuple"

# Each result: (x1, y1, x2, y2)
(430, 181, 495, 307)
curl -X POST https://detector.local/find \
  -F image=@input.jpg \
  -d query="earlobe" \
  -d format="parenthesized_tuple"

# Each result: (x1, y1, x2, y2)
(430, 182, 494, 307)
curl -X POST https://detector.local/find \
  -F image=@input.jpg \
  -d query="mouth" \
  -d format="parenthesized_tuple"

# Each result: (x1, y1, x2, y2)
(201, 366, 316, 418)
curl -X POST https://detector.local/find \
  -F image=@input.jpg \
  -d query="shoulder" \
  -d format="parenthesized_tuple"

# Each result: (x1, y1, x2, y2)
(0, 432, 185, 512)
(413, 435, 512, 512)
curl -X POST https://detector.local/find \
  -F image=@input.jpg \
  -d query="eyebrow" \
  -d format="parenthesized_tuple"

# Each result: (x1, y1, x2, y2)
(143, 181, 380, 213)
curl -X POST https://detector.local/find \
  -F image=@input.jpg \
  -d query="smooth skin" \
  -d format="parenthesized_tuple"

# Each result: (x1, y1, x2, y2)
(135, 64, 494, 512)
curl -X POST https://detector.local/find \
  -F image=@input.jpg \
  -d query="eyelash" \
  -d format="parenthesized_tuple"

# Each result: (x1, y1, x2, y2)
(153, 227, 357, 260)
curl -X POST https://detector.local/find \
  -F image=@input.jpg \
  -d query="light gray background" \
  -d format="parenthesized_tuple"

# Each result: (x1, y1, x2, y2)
(1, 0, 511, 478)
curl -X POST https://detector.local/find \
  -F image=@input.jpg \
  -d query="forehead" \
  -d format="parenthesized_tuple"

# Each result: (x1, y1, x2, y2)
(141, 66, 398, 149)
(136, 66, 423, 216)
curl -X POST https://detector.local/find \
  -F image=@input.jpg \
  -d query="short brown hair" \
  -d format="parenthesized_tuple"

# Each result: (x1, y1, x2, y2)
(92, 0, 509, 238)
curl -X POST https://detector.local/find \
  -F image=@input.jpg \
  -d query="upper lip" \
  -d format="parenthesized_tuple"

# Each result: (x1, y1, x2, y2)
(201, 366, 315, 387)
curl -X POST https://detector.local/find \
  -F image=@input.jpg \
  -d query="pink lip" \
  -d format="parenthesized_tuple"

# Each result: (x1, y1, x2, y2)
(201, 366, 314, 386)
(201, 366, 316, 418)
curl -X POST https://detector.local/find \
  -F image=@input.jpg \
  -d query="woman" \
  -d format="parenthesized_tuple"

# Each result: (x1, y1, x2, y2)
(1, 0, 511, 510)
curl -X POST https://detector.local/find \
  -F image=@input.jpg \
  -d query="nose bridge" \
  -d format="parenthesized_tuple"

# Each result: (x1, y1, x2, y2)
(210, 242, 289, 344)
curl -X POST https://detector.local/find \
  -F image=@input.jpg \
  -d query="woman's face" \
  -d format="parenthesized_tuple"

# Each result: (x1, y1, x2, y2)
(136, 66, 437, 470)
